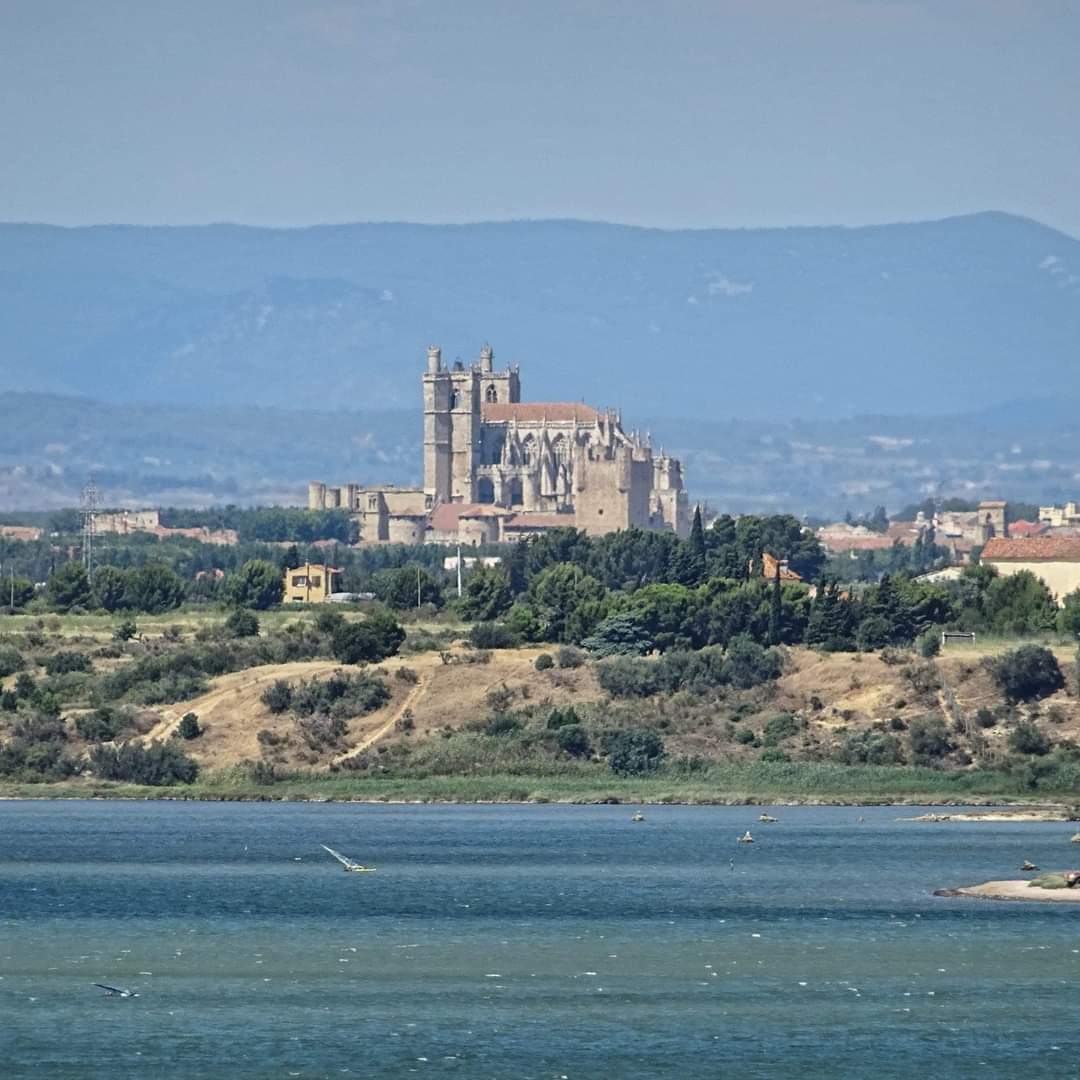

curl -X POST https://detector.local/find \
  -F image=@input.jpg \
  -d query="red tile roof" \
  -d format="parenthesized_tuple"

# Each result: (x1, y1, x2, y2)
(481, 402, 599, 423)
(819, 535, 896, 553)
(1006, 520, 1048, 538)
(427, 502, 505, 532)
(982, 537, 1080, 562)
(762, 551, 802, 582)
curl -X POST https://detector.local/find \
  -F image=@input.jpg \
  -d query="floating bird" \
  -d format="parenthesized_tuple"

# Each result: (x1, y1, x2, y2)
(93, 983, 138, 998)
(738, 831, 754, 844)
(1021, 860, 1039, 872)
(321, 844, 376, 873)
(1070, 833, 1080, 844)
(631, 812, 645, 823)
(758, 813, 777, 823)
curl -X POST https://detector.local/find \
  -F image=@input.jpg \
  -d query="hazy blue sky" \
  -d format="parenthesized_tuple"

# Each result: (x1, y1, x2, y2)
(2, 0, 1077, 234)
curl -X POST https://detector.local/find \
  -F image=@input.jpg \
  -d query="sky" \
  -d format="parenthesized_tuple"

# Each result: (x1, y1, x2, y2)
(1, 0, 1078, 235)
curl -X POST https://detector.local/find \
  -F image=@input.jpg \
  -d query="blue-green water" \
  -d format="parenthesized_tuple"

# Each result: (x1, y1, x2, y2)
(2, 802, 1080, 1078)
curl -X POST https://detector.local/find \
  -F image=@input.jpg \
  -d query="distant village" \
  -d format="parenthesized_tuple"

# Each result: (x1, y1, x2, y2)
(4, 346, 1080, 608)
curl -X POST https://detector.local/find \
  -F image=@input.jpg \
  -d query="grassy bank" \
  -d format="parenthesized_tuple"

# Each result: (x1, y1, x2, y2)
(2, 761, 1075, 805)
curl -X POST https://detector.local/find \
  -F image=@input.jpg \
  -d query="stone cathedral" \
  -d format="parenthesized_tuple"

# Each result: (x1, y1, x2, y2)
(309, 345, 690, 545)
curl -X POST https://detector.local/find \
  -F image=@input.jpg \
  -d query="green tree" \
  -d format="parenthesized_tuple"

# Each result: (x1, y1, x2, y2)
(457, 565, 513, 622)
(1008, 720, 1050, 756)
(176, 713, 202, 740)
(982, 571, 1057, 635)
(1, 576, 35, 611)
(373, 566, 443, 609)
(1058, 590, 1080, 637)
(46, 561, 92, 611)
(671, 507, 707, 585)
(331, 610, 405, 664)
(606, 728, 665, 775)
(91, 565, 129, 612)
(582, 613, 653, 657)
(225, 560, 284, 610)
(991, 646, 1065, 704)
(123, 564, 185, 614)
(521, 563, 610, 643)
(280, 544, 302, 571)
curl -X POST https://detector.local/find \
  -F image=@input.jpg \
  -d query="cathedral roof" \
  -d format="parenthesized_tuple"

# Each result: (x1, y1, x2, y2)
(481, 402, 599, 423)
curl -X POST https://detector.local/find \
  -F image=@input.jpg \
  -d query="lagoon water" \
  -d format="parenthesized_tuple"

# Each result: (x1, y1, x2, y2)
(3, 801, 1080, 1079)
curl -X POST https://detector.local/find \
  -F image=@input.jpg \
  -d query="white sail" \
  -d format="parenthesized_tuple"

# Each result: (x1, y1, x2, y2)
(321, 844, 356, 868)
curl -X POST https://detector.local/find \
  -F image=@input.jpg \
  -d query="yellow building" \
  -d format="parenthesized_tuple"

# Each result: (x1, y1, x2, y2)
(284, 563, 342, 604)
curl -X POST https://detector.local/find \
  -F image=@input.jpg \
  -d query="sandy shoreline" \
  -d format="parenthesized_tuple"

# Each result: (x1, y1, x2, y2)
(908, 810, 1073, 823)
(936, 879, 1080, 902)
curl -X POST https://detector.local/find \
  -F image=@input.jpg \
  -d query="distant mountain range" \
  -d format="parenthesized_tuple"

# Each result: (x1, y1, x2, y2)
(1, 212, 1078, 419)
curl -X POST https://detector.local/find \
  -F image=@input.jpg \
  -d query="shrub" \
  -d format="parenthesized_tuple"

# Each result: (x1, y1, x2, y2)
(43, 651, 92, 676)
(296, 714, 347, 749)
(1008, 720, 1051, 756)
(534, 653, 555, 671)
(760, 747, 789, 763)
(720, 635, 783, 689)
(471, 712, 524, 736)
(1, 690, 16, 711)
(762, 712, 799, 746)
(259, 682, 293, 717)
(734, 728, 756, 746)
(908, 716, 953, 765)
(74, 706, 126, 743)
(975, 707, 997, 729)
(485, 684, 516, 713)
(546, 705, 582, 730)
(314, 609, 346, 637)
(855, 615, 892, 652)
(0, 645, 25, 678)
(556, 724, 592, 757)
(556, 645, 586, 669)
(176, 712, 202, 740)
(835, 730, 905, 766)
(991, 645, 1065, 704)
(88, 740, 198, 785)
(395, 666, 419, 684)
(469, 622, 520, 650)
(332, 612, 405, 664)
(597, 656, 660, 698)
(113, 615, 138, 642)
(916, 630, 941, 658)
(606, 728, 665, 775)
(225, 608, 260, 639)
(288, 673, 390, 719)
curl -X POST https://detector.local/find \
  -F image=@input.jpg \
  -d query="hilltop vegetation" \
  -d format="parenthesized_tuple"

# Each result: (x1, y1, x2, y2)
(3, 515, 1080, 802)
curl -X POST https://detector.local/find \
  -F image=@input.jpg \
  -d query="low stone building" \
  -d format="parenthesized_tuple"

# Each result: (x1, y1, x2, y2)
(980, 536, 1080, 603)
(311, 344, 691, 544)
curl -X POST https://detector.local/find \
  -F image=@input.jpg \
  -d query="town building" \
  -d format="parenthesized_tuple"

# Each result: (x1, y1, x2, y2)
(283, 562, 342, 604)
(310, 345, 691, 544)
(1038, 502, 1080, 529)
(980, 536, 1080, 603)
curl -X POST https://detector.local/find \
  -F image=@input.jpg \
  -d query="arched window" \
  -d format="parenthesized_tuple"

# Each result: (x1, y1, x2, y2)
(450, 389, 460, 410)
(551, 435, 570, 464)
(521, 435, 536, 466)
(508, 478, 524, 506)
(477, 477, 495, 504)
(485, 384, 498, 403)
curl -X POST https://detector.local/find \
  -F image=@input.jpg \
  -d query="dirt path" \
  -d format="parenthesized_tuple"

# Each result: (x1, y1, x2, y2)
(141, 661, 347, 743)
(331, 671, 430, 764)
